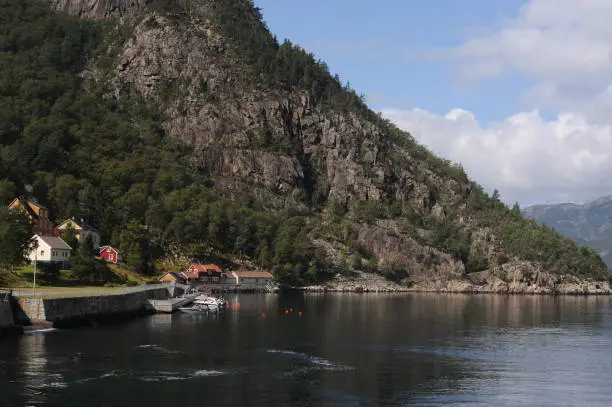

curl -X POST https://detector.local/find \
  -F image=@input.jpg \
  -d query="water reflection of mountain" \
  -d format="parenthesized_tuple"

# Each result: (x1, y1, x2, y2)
(293, 294, 609, 406)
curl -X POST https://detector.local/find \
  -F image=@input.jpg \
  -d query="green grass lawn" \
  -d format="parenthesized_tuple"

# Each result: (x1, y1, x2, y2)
(4, 265, 157, 298)
(107, 263, 150, 285)
(3, 263, 147, 289)
(9, 265, 85, 287)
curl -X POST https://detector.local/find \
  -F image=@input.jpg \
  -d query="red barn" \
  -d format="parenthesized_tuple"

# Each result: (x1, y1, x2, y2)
(185, 264, 227, 283)
(99, 246, 121, 264)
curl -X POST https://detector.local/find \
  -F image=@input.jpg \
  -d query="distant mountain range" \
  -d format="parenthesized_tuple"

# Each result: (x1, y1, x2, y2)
(524, 196, 612, 267)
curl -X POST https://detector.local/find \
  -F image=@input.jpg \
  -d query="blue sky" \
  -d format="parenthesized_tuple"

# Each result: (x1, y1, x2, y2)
(254, 0, 530, 123)
(253, 1, 612, 205)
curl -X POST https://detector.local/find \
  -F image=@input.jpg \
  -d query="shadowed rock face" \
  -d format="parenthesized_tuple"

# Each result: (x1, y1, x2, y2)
(49, 0, 151, 19)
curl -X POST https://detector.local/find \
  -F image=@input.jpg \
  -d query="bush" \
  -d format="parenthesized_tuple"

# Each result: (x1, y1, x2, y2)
(381, 262, 408, 282)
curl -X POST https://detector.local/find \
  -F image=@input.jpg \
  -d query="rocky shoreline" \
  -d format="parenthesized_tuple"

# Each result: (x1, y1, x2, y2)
(300, 271, 612, 295)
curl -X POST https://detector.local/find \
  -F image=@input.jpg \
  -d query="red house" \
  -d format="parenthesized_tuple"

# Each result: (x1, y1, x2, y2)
(99, 246, 121, 264)
(185, 264, 227, 283)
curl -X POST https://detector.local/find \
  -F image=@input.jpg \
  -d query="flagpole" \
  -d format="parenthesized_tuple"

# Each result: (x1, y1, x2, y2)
(33, 249, 37, 297)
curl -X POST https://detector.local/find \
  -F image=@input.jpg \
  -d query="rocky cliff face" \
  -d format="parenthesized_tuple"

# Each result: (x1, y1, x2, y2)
(105, 12, 401, 210)
(50, 0, 151, 19)
(46, 0, 610, 293)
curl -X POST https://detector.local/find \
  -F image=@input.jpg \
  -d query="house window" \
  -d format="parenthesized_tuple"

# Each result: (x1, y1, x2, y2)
(109, 254, 114, 261)
(40, 250, 44, 256)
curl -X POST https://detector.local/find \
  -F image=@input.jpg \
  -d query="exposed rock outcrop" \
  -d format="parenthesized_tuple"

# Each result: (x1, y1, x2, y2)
(303, 271, 612, 295)
(50, 0, 151, 19)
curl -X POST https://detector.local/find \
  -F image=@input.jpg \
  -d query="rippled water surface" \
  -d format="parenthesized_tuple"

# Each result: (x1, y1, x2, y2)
(2, 294, 612, 406)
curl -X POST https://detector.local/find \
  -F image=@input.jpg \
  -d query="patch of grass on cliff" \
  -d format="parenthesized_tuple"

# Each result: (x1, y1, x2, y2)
(107, 263, 148, 285)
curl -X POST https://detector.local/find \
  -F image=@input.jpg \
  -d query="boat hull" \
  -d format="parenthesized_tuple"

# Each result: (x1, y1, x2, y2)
(178, 307, 209, 314)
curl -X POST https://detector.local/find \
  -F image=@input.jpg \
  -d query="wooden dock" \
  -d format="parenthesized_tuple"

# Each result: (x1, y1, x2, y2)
(146, 294, 199, 313)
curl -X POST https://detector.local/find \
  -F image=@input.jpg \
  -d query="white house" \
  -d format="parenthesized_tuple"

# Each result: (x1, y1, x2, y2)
(28, 235, 72, 264)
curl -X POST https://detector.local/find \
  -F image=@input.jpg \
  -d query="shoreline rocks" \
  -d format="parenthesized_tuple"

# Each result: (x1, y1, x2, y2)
(299, 271, 612, 295)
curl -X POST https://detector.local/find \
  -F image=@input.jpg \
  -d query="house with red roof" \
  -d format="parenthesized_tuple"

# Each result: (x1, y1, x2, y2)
(159, 271, 189, 284)
(185, 264, 228, 283)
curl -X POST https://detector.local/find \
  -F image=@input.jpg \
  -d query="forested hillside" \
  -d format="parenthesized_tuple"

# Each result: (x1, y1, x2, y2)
(0, 0, 607, 291)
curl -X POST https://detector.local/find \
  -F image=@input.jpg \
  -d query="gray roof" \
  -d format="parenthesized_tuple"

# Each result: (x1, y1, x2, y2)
(37, 235, 72, 250)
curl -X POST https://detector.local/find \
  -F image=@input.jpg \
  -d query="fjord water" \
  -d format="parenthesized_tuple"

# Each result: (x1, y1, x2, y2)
(2, 294, 612, 406)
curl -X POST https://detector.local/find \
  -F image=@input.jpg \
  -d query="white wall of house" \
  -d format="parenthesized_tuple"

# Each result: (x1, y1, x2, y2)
(27, 236, 72, 263)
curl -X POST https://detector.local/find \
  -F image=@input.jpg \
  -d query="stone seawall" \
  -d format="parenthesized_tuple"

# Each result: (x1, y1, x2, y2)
(14, 287, 169, 327)
(0, 300, 14, 328)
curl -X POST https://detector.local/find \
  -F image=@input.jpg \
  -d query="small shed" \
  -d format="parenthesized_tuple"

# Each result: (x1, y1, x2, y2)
(159, 272, 188, 284)
(99, 246, 121, 264)
(234, 270, 275, 286)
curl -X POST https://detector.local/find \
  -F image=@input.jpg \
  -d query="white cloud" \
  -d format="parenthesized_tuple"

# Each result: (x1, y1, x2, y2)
(453, 0, 612, 124)
(382, 108, 612, 206)
(381, 0, 612, 206)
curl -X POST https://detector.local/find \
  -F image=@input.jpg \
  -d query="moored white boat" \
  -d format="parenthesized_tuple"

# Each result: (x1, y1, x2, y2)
(178, 303, 209, 314)
(193, 294, 226, 312)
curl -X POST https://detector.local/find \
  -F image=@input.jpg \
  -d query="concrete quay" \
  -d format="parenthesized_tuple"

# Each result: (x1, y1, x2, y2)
(0, 284, 177, 334)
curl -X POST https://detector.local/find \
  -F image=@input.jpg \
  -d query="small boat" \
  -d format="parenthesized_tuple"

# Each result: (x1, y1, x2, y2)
(178, 303, 209, 314)
(23, 327, 58, 335)
(194, 295, 226, 311)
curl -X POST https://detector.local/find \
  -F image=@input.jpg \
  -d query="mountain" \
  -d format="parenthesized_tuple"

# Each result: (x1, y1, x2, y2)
(524, 196, 612, 268)
(0, 0, 608, 293)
